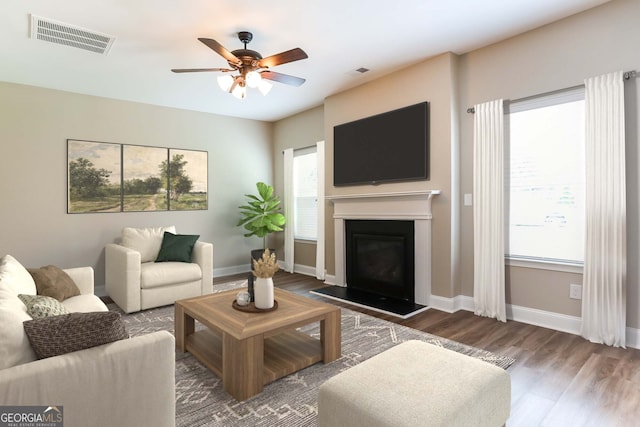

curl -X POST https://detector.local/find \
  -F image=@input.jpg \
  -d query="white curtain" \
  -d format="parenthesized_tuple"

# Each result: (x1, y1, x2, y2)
(283, 148, 295, 273)
(581, 71, 626, 348)
(473, 99, 506, 322)
(315, 141, 326, 280)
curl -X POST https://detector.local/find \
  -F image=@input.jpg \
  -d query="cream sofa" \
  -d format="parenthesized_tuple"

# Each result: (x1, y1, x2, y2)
(0, 256, 175, 427)
(105, 226, 213, 313)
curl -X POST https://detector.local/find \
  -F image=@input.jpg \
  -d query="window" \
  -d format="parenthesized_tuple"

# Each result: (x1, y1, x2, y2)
(506, 87, 585, 265)
(293, 147, 317, 240)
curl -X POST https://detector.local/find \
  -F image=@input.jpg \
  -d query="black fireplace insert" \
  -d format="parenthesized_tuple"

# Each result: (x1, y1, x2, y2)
(345, 219, 415, 302)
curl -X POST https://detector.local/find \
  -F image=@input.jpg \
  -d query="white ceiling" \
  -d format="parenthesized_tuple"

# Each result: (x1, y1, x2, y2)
(1, 0, 610, 122)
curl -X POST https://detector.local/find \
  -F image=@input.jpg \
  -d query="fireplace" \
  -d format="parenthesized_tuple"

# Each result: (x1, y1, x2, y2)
(313, 190, 439, 318)
(345, 220, 415, 302)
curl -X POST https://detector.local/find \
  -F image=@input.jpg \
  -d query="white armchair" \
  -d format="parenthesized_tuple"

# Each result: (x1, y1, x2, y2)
(105, 226, 213, 313)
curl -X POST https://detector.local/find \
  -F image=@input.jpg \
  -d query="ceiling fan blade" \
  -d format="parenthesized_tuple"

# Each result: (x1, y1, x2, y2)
(198, 38, 242, 66)
(260, 71, 306, 87)
(171, 68, 231, 73)
(257, 48, 308, 69)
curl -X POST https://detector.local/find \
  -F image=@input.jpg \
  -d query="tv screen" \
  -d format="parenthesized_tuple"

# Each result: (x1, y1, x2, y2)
(333, 102, 429, 186)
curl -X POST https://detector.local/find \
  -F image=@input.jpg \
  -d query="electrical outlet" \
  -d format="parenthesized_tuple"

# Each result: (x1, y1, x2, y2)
(569, 283, 582, 300)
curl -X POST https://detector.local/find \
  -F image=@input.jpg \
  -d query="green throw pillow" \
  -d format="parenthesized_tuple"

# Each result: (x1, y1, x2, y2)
(18, 294, 70, 319)
(155, 232, 199, 263)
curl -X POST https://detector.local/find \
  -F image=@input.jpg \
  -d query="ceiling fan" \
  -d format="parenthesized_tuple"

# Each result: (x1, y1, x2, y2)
(171, 31, 308, 99)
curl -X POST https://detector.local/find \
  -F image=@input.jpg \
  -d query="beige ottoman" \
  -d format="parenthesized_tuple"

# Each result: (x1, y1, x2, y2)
(318, 340, 511, 427)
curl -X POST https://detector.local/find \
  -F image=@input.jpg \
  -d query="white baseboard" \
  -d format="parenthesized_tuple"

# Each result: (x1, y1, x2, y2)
(429, 293, 640, 349)
(213, 257, 299, 278)
(213, 262, 328, 281)
(428, 295, 456, 313)
(292, 263, 317, 277)
(285, 262, 337, 286)
(508, 303, 582, 335)
(95, 284, 106, 297)
(213, 264, 249, 278)
(625, 327, 640, 349)
(323, 274, 336, 286)
(428, 294, 474, 313)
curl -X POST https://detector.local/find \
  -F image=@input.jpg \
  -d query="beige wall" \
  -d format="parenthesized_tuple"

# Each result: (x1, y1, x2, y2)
(0, 82, 273, 285)
(272, 105, 324, 266)
(271, 0, 640, 328)
(457, 0, 640, 325)
(324, 52, 458, 298)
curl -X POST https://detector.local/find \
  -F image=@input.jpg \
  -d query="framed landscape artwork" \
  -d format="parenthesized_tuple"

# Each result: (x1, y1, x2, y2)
(168, 149, 208, 211)
(67, 139, 208, 214)
(122, 145, 167, 212)
(67, 140, 122, 213)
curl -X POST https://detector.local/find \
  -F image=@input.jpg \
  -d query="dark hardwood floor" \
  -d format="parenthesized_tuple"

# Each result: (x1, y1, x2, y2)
(215, 271, 640, 427)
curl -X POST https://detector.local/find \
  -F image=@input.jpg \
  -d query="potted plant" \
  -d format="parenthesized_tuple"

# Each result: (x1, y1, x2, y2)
(237, 182, 286, 267)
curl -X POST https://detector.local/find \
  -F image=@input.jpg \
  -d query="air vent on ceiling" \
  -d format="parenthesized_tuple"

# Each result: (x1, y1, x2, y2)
(347, 67, 371, 78)
(29, 14, 115, 55)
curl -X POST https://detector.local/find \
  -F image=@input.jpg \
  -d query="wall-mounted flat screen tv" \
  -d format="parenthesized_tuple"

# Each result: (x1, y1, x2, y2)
(333, 101, 429, 186)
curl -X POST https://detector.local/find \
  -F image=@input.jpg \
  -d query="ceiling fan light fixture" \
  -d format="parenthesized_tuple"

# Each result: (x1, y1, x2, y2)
(258, 80, 273, 96)
(232, 82, 246, 99)
(217, 75, 234, 92)
(245, 70, 262, 88)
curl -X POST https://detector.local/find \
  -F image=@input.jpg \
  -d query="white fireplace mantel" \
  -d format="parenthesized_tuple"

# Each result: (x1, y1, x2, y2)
(327, 190, 440, 306)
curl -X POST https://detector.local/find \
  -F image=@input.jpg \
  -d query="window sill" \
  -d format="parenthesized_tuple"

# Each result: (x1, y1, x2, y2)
(505, 257, 583, 274)
(294, 238, 317, 244)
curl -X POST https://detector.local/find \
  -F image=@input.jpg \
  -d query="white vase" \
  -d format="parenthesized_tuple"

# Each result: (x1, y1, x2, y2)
(254, 277, 274, 309)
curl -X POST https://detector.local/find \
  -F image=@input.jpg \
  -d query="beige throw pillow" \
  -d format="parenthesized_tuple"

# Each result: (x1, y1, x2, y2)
(28, 265, 80, 302)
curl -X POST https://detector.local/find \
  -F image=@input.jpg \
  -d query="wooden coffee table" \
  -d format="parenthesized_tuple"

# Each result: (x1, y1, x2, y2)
(175, 287, 341, 401)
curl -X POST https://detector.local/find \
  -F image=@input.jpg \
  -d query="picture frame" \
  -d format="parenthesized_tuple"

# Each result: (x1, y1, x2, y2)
(168, 149, 208, 211)
(67, 139, 208, 214)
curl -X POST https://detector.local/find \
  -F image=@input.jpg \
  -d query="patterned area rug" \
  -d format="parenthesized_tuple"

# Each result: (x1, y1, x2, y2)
(113, 281, 515, 427)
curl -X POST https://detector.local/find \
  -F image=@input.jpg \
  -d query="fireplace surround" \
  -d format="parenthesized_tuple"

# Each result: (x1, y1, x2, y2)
(324, 190, 440, 313)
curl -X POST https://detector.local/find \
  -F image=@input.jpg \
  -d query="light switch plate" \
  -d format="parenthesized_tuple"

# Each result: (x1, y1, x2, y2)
(570, 283, 582, 300)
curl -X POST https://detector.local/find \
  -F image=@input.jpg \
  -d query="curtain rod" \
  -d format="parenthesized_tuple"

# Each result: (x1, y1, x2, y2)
(466, 70, 637, 114)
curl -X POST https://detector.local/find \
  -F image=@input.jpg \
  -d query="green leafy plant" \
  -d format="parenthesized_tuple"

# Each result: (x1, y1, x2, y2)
(237, 182, 286, 248)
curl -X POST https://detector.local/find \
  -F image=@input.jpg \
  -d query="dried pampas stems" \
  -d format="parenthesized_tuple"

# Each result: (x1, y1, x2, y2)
(252, 249, 279, 278)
